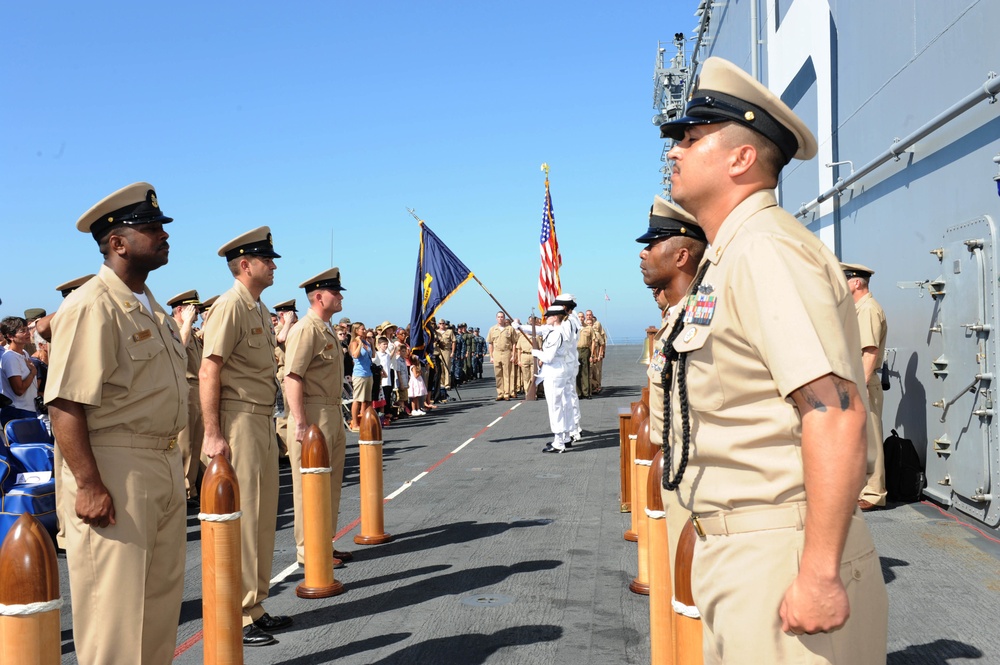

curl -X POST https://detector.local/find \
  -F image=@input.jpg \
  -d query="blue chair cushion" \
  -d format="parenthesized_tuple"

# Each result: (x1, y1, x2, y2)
(9, 443, 54, 475)
(4, 417, 53, 446)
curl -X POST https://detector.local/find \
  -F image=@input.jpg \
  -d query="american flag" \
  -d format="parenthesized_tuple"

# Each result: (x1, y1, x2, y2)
(537, 174, 562, 312)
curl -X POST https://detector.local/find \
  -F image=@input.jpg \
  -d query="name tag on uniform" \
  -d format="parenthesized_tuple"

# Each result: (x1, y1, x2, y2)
(133, 329, 153, 342)
(251, 327, 263, 335)
(683, 294, 717, 326)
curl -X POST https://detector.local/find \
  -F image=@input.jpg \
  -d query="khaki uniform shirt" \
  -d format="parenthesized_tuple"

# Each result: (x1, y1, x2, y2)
(486, 324, 514, 353)
(435, 328, 456, 352)
(592, 321, 607, 350)
(515, 331, 534, 361)
(184, 332, 203, 382)
(283, 310, 344, 404)
(577, 323, 594, 350)
(201, 279, 278, 406)
(46, 264, 188, 436)
(669, 190, 867, 514)
(855, 292, 887, 392)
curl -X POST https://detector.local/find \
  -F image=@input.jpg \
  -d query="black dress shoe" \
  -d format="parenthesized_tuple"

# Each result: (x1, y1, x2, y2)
(542, 445, 565, 454)
(243, 624, 276, 647)
(333, 548, 354, 562)
(253, 613, 293, 632)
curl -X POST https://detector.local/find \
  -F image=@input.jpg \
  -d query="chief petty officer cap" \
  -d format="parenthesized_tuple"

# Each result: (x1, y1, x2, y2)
(636, 196, 707, 244)
(55, 274, 95, 298)
(76, 182, 173, 241)
(841, 262, 875, 280)
(273, 298, 298, 311)
(298, 267, 345, 293)
(553, 293, 577, 309)
(166, 289, 201, 308)
(24, 308, 46, 321)
(218, 225, 281, 261)
(658, 56, 818, 164)
(544, 304, 567, 317)
(199, 295, 219, 313)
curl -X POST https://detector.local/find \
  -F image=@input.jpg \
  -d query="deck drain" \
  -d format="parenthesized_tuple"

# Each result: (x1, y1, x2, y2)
(535, 473, 562, 479)
(461, 594, 514, 607)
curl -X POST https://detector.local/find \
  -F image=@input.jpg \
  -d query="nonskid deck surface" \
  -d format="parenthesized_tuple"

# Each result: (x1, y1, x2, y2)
(49, 345, 1000, 663)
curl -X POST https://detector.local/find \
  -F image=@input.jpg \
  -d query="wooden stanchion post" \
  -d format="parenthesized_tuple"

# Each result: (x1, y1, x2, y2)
(618, 406, 632, 512)
(354, 406, 394, 546)
(200, 455, 243, 665)
(297, 425, 345, 599)
(629, 415, 655, 595)
(625, 389, 649, 542)
(647, 449, 674, 664)
(0, 513, 60, 665)
(674, 520, 703, 665)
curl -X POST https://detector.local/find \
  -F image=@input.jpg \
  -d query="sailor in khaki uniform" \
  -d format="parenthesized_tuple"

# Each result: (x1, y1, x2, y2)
(637, 196, 707, 583)
(435, 319, 456, 389)
(486, 311, 515, 400)
(658, 57, 887, 663)
(168, 289, 205, 502)
(843, 263, 889, 510)
(585, 311, 606, 394)
(199, 226, 291, 647)
(46, 182, 188, 665)
(283, 268, 353, 566)
(273, 298, 297, 460)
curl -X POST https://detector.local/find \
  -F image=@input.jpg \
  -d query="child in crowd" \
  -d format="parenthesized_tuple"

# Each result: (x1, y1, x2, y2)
(393, 342, 410, 416)
(374, 336, 394, 424)
(408, 354, 427, 415)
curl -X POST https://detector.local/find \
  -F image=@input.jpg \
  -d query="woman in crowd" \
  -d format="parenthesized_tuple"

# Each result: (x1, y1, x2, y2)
(0, 316, 39, 426)
(348, 322, 374, 432)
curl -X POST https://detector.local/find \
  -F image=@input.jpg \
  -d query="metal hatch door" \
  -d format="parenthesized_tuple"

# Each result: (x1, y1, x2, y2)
(931, 215, 1000, 525)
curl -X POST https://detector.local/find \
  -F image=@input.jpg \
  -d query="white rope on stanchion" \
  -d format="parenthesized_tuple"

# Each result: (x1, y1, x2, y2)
(198, 511, 243, 522)
(300, 467, 332, 474)
(358, 439, 383, 446)
(0, 598, 64, 616)
(672, 598, 702, 619)
(635, 459, 652, 467)
(645, 508, 666, 519)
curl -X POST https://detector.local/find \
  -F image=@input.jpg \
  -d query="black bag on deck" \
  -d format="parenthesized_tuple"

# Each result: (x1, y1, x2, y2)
(883, 429, 925, 503)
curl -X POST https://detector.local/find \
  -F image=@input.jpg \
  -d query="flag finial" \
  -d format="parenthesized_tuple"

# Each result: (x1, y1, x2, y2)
(540, 163, 549, 177)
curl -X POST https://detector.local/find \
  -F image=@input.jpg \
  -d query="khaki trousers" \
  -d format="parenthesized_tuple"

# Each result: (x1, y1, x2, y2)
(178, 379, 204, 499)
(693, 511, 888, 664)
(494, 351, 514, 398)
(860, 379, 887, 506)
(590, 357, 603, 392)
(575, 347, 592, 397)
(288, 403, 347, 563)
(221, 405, 279, 626)
(63, 442, 186, 665)
(518, 356, 533, 394)
(439, 349, 452, 388)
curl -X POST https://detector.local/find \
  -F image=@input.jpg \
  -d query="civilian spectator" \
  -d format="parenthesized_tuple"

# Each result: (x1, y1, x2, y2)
(348, 321, 373, 432)
(408, 355, 428, 415)
(1, 316, 39, 425)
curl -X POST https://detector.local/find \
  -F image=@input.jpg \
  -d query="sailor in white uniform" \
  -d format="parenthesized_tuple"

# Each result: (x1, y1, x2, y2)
(531, 304, 576, 453)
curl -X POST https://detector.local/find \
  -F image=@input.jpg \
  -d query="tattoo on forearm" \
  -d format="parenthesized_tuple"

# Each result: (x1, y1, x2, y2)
(800, 385, 827, 412)
(834, 377, 852, 410)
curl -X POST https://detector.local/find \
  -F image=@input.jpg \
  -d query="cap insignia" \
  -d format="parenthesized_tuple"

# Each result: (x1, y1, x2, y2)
(745, 111, 755, 122)
(150, 193, 159, 209)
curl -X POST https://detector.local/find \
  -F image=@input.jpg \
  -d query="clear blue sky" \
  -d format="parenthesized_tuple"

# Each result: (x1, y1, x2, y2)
(1, 1, 696, 343)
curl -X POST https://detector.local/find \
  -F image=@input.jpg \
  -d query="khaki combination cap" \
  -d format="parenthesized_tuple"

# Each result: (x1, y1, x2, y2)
(200, 295, 220, 311)
(659, 56, 818, 163)
(273, 298, 297, 312)
(841, 262, 875, 279)
(55, 274, 95, 298)
(218, 225, 281, 261)
(76, 182, 173, 241)
(298, 267, 345, 293)
(167, 289, 201, 308)
(636, 195, 706, 244)
(24, 308, 47, 321)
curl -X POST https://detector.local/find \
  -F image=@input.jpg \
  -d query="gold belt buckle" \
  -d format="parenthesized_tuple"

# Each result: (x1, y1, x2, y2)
(690, 514, 705, 537)
(168, 438, 176, 450)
